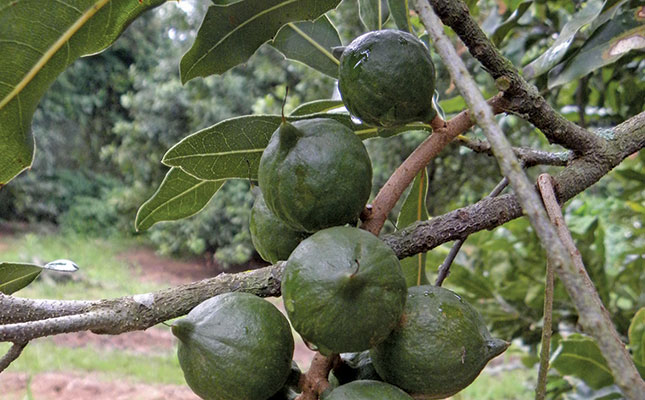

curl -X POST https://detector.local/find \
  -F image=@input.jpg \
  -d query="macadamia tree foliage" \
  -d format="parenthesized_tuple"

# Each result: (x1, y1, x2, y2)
(1, 1, 644, 399)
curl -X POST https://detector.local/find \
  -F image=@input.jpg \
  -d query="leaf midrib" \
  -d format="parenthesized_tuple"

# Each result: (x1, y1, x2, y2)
(0, 0, 111, 111)
(137, 179, 218, 229)
(165, 148, 265, 162)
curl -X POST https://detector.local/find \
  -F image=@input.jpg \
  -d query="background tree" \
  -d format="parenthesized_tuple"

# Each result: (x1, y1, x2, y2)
(0, 0, 644, 399)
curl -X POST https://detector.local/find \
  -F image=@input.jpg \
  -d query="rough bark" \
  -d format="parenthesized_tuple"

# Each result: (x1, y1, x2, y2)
(424, 0, 604, 153)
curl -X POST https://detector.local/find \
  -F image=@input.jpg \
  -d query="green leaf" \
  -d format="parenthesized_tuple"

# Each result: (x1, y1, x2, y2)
(629, 308, 645, 367)
(271, 16, 342, 78)
(491, 1, 533, 46)
(448, 266, 495, 299)
(387, 0, 411, 32)
(289, 99, 344, 116)
(135, 168, 225, 231)
(358, 0, 390, 31)
(396, 170, 430, 286)
(551, 333, 614, 390)
(570, 218, 610, 306)
(616, 169, 645, 184)
(548, 8, 645, 88)
(523, 0, 604, 79)
(0, 262, 42, 294)
(0, 0, 165, 185)
(163, 113, 430, 181)
(180, 0, 341, 83)
(162, 115, 279, 181)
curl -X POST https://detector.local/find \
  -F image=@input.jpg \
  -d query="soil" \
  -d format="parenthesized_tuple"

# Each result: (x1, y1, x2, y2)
(0, 230, 316, 399)
(0, 371, 200, 400)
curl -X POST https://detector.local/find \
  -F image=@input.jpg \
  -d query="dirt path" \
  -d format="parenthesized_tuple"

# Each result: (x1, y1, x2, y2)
(0, 372, 199, 400)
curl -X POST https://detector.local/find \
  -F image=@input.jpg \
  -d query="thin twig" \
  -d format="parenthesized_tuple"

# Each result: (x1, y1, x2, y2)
(360, 95, 509, 235)
(535, 253, 555, 399)
(537, 174, 645, 399)
(435, 177, 509, 286)
(457, 136, 572, 167)
(536, 175, 558, 400)
(0, 341, 27, 373)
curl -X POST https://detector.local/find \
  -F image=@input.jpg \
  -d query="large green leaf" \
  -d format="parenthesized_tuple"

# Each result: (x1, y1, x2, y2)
(491, 1, 533, 46)
(180, 0, 341, 83)
(358, 0, 389, 31)
(271, 16, 342, 78)
(289, 99, 344, 116)
(0, 0, 165, 185)
(387, 0, 411, 32)
(0, 262, 42, 294)
(629, 308, 645, 367)
(547, 8, 645, 88)
(163, 115, 279, 181)
(551, 333, 614, 390)
(396, 170, 430, 287)
(135, 168, 225, 231)
(523, 0, 604, 80)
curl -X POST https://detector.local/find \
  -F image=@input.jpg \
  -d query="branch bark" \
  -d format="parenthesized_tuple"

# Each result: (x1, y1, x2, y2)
(435, 177, 508, 286)
(0, 264, 283, 342)
(360, 94, 508, 235)
(456, 136, 572, 167)
(422, 0, 604, 153)
(383, 110, 645, 259)
(296, 353, 338, 400)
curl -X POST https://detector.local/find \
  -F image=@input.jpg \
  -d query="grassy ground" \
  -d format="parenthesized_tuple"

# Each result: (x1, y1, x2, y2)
(1, 230, 536, 399)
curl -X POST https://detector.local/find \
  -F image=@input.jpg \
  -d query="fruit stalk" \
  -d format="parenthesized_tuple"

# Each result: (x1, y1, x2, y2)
(296, 353, 339, 400)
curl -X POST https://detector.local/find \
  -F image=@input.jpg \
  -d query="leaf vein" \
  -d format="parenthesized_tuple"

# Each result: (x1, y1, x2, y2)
(185, 0, 299, 78)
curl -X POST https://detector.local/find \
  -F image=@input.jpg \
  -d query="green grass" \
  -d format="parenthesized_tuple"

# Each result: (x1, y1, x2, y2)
(0, 340, 185, 385)
(0, 230, 187, 386)
(456, 366, 535, 399)
(1, 231, 167, 300)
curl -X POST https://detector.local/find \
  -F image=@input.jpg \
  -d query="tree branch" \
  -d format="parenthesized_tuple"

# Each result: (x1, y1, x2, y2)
(1, 111, 643, 347)
(0, 341, 27, 373)
(0, 264, 284, 342)
(382, 109, 645, 259)
(0, 294, 96, 324)
(536, 177, 557, 400)
(537, 174, 645, 399)
(422, 0, 604, 153)
(360, 94, 508, 235)
(435, 177, 509, 286)
(416, 3, 644, 397)
(456, 136, 572, 167)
